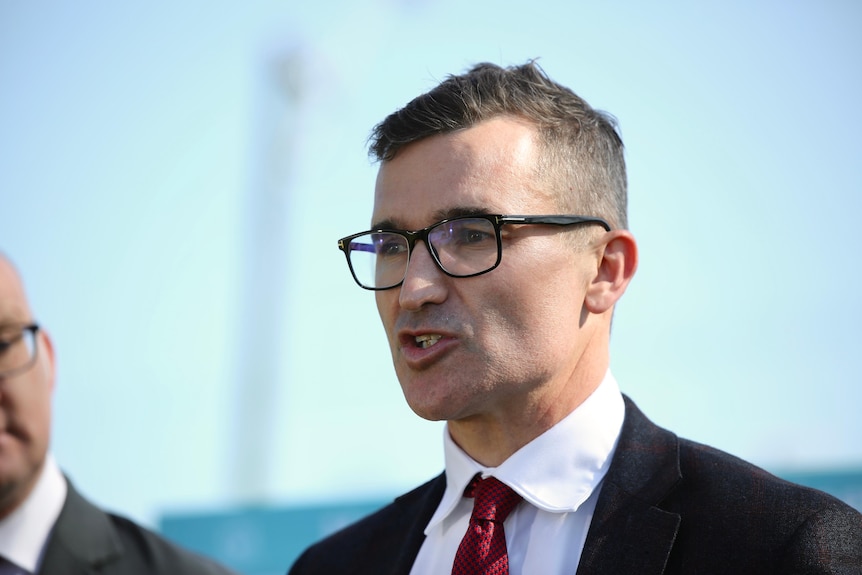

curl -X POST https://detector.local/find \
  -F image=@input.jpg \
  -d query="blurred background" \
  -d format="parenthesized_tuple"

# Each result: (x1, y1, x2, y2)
(1, 0, 860, 572)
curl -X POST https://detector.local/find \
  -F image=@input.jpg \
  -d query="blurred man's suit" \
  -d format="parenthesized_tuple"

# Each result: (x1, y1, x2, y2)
(33, 480, 234, 575)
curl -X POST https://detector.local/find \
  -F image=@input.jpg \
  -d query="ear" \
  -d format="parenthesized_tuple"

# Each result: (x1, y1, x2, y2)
(585, 230, 638, 314)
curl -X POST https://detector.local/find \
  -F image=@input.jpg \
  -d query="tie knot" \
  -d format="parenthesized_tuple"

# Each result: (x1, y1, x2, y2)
(465, 476, 522, 523)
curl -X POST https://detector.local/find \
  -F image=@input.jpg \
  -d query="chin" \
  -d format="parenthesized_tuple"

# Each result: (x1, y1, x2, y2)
(402, 393, 459, 422)
(405, 402, 448, 422)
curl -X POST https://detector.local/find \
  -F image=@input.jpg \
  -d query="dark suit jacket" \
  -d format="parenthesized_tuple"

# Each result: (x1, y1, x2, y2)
(38, 480, 237, 575)
(288, 397, 862, 574)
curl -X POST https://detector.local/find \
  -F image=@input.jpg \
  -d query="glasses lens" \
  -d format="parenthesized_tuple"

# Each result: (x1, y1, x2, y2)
(0, 326, 37, 377)
(348, 232, 410, 289)
(429, 218, 499, 277)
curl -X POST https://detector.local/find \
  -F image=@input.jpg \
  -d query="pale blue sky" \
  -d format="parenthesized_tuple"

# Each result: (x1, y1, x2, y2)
(1, 1, 860, 527)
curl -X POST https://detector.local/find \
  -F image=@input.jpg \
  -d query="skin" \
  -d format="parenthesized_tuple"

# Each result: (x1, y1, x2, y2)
(373, 117, 637, 466)
(0, 255, 55, 519)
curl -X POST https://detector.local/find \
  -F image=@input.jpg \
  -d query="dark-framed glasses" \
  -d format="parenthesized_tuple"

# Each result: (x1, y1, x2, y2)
(337, 214, 611, 290)
(0, 324, 40, 379)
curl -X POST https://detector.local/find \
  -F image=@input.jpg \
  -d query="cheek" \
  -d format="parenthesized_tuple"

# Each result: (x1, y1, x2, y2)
(33, 389, 54, 449)
(23, 363, 55, 440)
(482, 265, 585, 347)
(375, 292, 399, 339)
(470, 283, 536, 356)
(375, 290, 390, 316)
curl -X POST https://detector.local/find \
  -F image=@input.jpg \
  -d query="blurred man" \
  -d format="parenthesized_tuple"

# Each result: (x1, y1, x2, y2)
(0, 254, 237, 574)
(289, 62, 862, 574)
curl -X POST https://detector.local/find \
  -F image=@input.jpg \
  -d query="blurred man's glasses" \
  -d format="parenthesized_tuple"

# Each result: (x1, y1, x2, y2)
(0, 324, 40, 379)
(337, 214, 611, 291)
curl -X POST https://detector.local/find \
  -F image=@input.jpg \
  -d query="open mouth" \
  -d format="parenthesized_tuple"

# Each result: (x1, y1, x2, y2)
(415, 334, 443, 349)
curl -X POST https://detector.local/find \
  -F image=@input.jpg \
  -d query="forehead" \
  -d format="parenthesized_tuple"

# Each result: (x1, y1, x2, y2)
(0, 258, 31, 323)
(372, 117, 551, 228)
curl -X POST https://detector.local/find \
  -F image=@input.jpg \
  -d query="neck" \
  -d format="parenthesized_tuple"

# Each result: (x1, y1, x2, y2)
(448, 352, 609, 467)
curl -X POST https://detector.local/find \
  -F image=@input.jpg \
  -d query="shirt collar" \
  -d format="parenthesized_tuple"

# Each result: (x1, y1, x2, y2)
(0, 454, 67, 572)
(425, 370, 624, 533)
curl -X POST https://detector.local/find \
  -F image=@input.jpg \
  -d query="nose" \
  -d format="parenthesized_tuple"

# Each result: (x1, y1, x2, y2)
(398, 240, 448, 310)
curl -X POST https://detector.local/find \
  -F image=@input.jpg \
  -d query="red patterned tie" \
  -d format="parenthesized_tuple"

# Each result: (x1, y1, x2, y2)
(451, 475, 523, 575)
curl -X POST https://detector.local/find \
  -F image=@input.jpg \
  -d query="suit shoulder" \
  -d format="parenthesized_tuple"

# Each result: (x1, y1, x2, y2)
(677, 437, 843, 505)
(319, 473, 444, 542)
(289, 474, 446, 575)
(663, 438, 862, 568)
(107, 512, 238, 575)
(618, 401, 859, 521)
(45, 480, 238, 575)
(674, 436, 861, 526)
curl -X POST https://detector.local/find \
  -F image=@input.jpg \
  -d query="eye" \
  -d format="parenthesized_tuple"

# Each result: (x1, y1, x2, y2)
(0, 333, 18, 355)
(459, 226, 494, 244)
(373, 233, 408, 258)
(443, 219, 496, 248)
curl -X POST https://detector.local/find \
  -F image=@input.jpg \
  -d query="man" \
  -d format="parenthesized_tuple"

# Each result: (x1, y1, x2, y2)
(289, 62, 862, 574)
(0, 254, 237, 574)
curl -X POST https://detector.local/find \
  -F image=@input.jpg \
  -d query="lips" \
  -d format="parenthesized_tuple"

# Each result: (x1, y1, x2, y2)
(397, 328, 457, 369)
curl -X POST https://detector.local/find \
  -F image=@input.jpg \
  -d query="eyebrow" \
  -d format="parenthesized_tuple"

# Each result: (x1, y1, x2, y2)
(371, 206, 491, 231)
(0, 304, 32, 325)
(0, 322, 33, 334)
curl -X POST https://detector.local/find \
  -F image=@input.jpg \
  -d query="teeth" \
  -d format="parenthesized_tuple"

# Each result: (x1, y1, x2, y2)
(415, 334, 443, 349)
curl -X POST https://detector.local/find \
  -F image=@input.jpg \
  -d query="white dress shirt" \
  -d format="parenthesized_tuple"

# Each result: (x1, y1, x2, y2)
(410, 371, 625, 575)
(0, 454, 67, 573)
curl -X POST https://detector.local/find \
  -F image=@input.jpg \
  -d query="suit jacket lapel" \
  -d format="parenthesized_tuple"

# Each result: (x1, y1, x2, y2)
(577, 396, 682, 575)
(388, 473, 446, 575)
(39, 479, 123, 575)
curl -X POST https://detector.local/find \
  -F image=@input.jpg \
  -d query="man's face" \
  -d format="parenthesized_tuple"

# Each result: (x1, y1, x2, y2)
(0, 258, 53, 518)
(373, 117, 603, 427)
